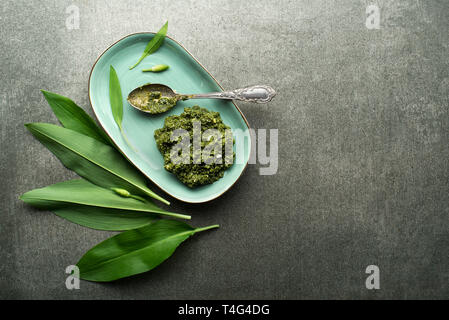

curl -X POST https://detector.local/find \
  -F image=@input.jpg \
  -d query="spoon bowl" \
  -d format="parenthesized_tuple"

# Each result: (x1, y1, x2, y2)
(127, 83, 182, 114)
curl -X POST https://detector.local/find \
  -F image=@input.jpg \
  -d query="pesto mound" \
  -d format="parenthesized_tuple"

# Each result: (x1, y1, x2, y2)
(154, 106, 235, 188)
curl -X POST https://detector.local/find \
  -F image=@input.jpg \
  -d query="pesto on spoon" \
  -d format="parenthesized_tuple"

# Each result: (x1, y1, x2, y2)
(127, 84, 188, 114)
(127, 83, 276, 114)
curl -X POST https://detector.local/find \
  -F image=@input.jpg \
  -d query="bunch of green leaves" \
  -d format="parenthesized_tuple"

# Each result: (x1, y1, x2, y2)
(21, 88, 218, 281)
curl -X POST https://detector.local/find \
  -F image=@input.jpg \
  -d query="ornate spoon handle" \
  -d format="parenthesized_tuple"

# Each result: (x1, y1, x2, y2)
(188, 85, 276, 103)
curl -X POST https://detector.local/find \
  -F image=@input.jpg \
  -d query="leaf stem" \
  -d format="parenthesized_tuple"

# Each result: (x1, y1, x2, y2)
(139, 192, 169, 206)
(129, 59, 142, 70)
(142, 190, 169, 206)
(194, 224, 220, 233)
(161, 212, 191, 220)
(130, 194, 146, 202)
(120, 128, 138, 152)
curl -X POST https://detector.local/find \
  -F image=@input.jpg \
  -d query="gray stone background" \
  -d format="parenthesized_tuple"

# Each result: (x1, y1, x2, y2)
(1, 0, 448, 299)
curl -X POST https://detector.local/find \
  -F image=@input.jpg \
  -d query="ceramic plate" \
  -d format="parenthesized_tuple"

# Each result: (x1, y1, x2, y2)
(89, 33, 251, 203)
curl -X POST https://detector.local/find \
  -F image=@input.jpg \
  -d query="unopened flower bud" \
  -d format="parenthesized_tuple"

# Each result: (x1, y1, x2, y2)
(142, 64, 169, 72)
(111, 188, 131, 197)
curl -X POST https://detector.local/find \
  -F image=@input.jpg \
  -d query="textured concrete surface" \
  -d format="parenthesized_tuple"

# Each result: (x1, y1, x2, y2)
(1, 0, 448, 299)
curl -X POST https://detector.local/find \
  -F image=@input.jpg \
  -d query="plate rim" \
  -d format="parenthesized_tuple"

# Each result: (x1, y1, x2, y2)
(88, 32, 251, 203)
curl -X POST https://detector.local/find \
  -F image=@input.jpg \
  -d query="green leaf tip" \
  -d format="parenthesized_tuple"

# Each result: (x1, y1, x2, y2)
(39, 90, 112, 145)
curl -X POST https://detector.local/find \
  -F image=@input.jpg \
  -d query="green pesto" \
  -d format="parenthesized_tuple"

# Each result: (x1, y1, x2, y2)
(154, 106, 235, 188)
(139, 91, 178, 113)
(128, 84, 193, 114)
(128, 86, 177, 113)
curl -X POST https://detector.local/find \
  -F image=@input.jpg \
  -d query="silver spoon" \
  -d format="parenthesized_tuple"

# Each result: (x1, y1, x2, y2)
(127, 83, 276, 114)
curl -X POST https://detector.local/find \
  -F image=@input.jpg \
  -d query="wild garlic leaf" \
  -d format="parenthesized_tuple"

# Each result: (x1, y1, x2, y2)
(20, 179, 188, 223)
(77, 220, 219, 282)
(129, 21, 168, 70)
(109, 65, 136, 151)
(41, 90, 111, 145)
(109, 65, 123, 130)
(24, 123, 170, 205)
(53, 205, 158, 231)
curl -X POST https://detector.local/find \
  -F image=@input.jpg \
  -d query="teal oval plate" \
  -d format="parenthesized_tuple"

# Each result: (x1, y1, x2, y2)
(89, 33, 251, 203)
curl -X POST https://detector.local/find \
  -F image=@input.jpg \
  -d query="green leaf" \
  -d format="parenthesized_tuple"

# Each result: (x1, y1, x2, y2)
(129, 21, 168, 70)
(109, 66, 123, 130)
(53, 205, 157, 231)
(76, 220, 219, 282)
(25, 123, 170, 205)
(20, 179, 189, 223)
(109, 66, 136, 151)
(41, 90, 112, 145)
